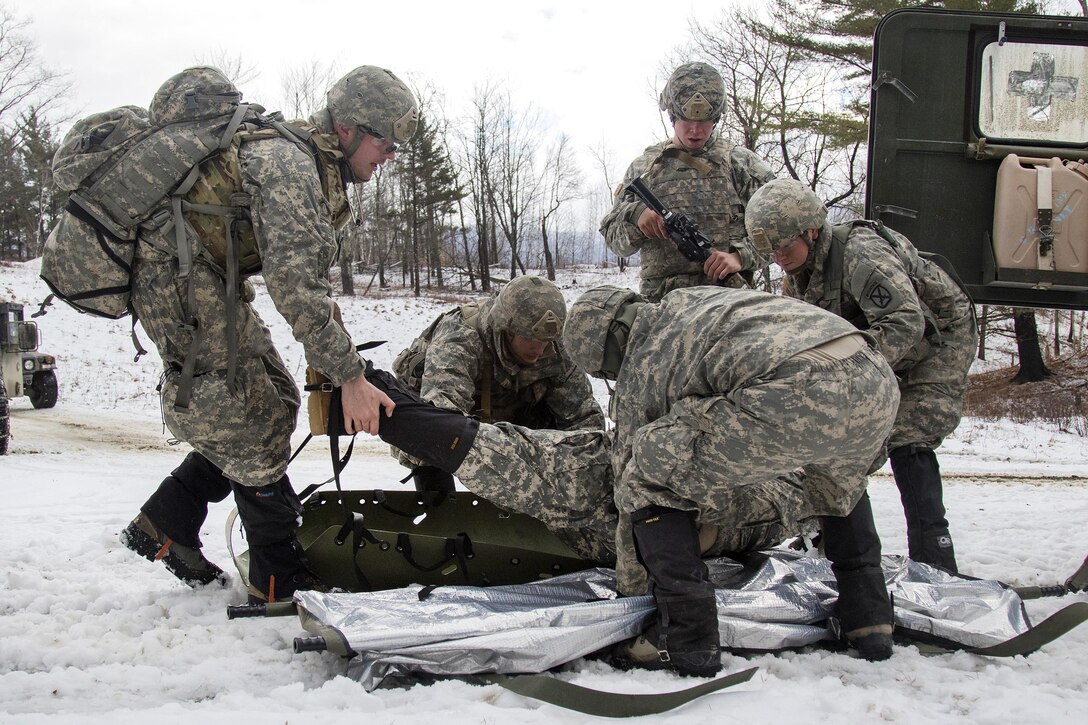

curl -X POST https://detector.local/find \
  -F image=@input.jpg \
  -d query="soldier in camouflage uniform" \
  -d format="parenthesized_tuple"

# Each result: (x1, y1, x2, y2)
(366, 286, 904, 673)
(359, 364, 814, 587)
(746, 179, 977, 573)
(599, 62, 775, 301)
(391, 275, 604, 492)
(561, 285, 901, 673)
(120, 66, 418, 602)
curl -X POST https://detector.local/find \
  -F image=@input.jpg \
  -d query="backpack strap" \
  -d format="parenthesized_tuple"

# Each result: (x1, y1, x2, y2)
(171, 103, 257, 410)
(821, 223, 850, 316)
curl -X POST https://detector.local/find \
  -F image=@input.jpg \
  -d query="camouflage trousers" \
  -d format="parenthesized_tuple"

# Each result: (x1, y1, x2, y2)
(133, 252, 299, 487)
(455, 423, 809, 575)
(892, 314, 977, 451)
(159, 351, 299, 487)
(613, 344, 899, 594)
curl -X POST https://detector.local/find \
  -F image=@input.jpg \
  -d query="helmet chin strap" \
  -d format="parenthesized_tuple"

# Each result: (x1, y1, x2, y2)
(341, 127, 366, 159)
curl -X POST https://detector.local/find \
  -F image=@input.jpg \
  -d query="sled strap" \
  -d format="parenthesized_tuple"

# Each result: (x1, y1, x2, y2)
(481, 666, 759, 718)
(913, 602, 1088, 657)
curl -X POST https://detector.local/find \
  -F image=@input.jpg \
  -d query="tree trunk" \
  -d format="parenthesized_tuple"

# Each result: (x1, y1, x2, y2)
(541, 218, 556, 281)
(977, 305, 987, 361)
(1011, 308, 1050, 383)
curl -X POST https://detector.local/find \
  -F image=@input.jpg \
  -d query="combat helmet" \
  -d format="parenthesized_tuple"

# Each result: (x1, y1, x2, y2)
(327, 66, 419, 145)
(744, 178, 828, 253)
(490, 275, 566, 342)
(659, 62, 725, 123)
(563, 286, 645, 380)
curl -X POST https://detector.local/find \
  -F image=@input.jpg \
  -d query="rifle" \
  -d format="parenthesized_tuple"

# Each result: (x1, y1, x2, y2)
(626, 176, 715, 263)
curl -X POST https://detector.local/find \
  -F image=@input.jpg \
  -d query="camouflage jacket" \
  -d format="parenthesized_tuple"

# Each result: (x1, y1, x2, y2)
(599, 134, 774, 285)
(610, 287, 863, 480)
(135, 124, 365, 387)
(785, 221, 974, 373)
(397, 299, 604, 430)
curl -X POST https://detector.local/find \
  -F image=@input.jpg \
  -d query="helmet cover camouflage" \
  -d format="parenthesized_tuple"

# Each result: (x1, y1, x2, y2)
(149, 66, 241, 124)
(326, 65, 419, 144)
(563, 286, 645, 379)
(744, 178, 828, 253)
(659, 62, 725, 123)
(490, 275, 567, 342)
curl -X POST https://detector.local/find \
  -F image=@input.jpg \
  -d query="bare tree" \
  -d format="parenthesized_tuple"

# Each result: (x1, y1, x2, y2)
(0, 6, 69, 132)
(277, 60, 339, 119)
(458, 83, 501, 291)
(682, 6, 868, 210)
(488, 89, 544, 279)
(194, 48, 260, 89)
(538, 134, 582, 280)
(586, 141, 627, 270)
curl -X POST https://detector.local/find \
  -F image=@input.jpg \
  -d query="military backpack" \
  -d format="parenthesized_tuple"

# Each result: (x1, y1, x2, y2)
(41, 67, 348, 409)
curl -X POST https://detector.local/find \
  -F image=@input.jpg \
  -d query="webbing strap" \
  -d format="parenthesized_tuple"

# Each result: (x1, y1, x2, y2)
(911, 602, 1088, 657)
(171, 164, 205, 412)
(224, 223, 240, 393)
(481, 666, 758, 718)
(1036, 163, 1055, 268)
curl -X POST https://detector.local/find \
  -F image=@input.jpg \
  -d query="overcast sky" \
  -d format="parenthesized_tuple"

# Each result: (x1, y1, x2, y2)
(14, 0, 751, 186)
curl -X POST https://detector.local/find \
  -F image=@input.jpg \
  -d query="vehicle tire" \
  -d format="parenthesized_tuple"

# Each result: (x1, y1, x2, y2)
(29, 370, 58, 409)
(0, 376, 9, 455)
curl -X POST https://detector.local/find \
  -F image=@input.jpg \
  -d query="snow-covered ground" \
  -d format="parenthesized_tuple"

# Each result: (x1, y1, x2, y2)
(1, 259, 1086, 724)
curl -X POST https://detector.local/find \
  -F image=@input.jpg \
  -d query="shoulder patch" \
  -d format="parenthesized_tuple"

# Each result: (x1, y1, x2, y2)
(867, 283, 893, 309)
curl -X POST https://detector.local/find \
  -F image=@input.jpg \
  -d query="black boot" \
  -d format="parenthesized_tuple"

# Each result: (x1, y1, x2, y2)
(364, 364, 479, 474)
(120, 452, 233, 587)
(890, 445, 957, 573)
(822, 493, 894, 661)
(612, 506, 722, 677)
(233, 476, 324, 603)
(411, 466, 457, 494)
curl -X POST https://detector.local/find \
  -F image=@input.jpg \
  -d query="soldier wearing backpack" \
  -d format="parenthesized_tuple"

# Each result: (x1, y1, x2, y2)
(74, 65, 420, 602)
(745, 179, 978, 574)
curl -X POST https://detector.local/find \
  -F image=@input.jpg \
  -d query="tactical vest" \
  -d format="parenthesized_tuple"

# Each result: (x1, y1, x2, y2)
(636, 139, 747, 279)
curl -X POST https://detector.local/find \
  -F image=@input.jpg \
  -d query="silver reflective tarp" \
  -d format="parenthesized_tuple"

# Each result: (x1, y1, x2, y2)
(294, 551, 1030, 690)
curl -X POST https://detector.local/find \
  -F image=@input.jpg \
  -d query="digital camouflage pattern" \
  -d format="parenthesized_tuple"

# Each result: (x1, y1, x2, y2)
(744, 178, 828, 252)
(326, 65, 418, 143)
(784, 220, 977, 450)
(488, 275, 566, 342)
(454, 422, 812, 569)
(392, 295, 604, 430)
(133, 130, 361, 486)
(599, 135, 775, 301)
(562, 286, 643, 378)
(658, 62, 726, 122)
(562, 286, 900, 593)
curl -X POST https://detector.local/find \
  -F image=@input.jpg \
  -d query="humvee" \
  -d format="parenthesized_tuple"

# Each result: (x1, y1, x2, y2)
(868, 7, 1088, 311)
(0, 301, 58, 454)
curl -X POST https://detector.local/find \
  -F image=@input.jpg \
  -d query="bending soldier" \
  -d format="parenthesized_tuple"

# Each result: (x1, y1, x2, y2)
(746, 179, 977, 573)
(599, 62, 775, 301)
(391, 275, 604, 492)
(364, 284, 901, 674)
(121, 66, 417, 603)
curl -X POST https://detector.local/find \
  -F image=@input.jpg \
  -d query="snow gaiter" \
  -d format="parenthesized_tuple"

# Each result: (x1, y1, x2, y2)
(822, 492, 894, 661)
(141, 452, 234, 548)
(629, 506, 722, 677)
(364, 363, 480, 474)
(890, 445, 957, 573)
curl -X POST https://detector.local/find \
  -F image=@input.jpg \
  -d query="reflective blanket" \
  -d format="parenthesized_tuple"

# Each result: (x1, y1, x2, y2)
(294, 551, 1030, 690)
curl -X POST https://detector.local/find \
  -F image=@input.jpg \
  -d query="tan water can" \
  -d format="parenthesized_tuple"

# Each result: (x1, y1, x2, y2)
(993, 154, 1088, 274)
